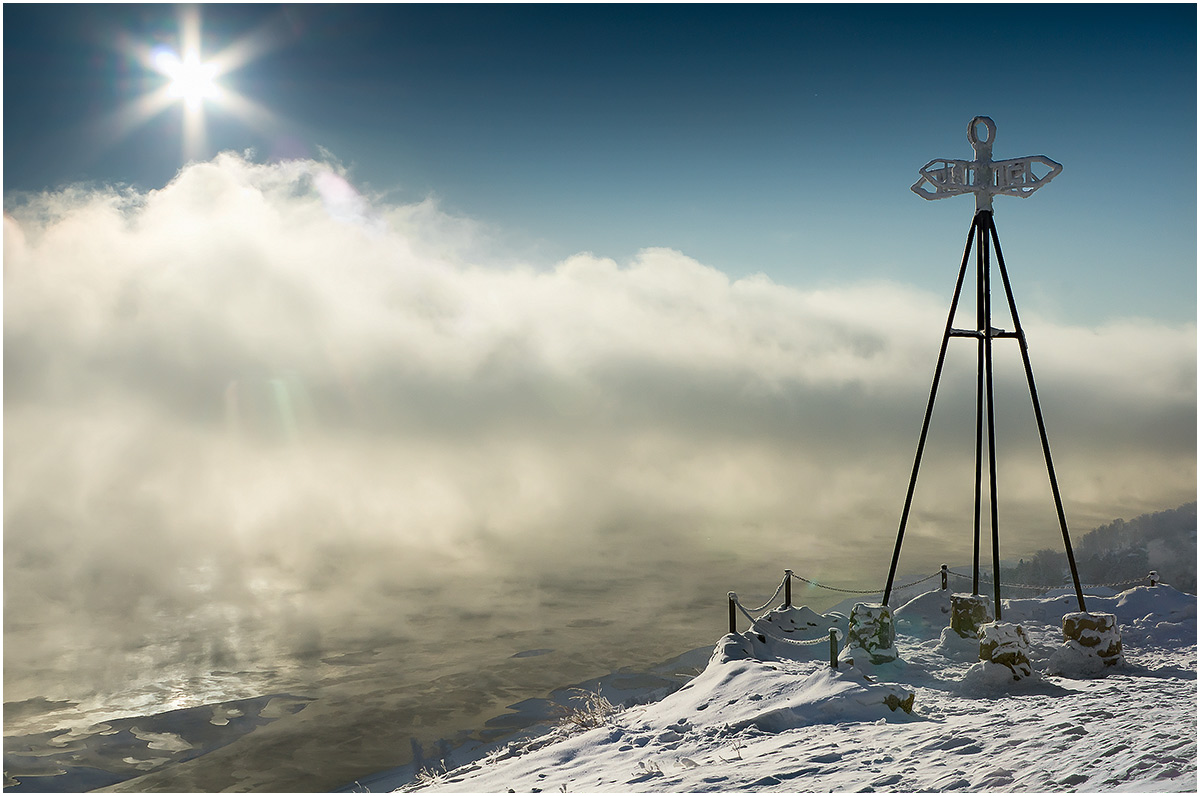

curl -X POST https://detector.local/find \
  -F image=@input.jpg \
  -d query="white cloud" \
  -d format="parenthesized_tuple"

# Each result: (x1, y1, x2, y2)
(4, 152, 1194, 695)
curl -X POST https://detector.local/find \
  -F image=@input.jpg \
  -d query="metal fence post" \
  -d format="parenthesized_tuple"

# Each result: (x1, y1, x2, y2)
(829, 629, 839, 670)
(941, 564, 948, 590)
(784, 570, 793, 608)
(728, 592, 737, 634)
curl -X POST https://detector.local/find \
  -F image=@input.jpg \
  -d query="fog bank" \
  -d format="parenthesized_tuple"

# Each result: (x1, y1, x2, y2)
(5, 153, 1194, 701)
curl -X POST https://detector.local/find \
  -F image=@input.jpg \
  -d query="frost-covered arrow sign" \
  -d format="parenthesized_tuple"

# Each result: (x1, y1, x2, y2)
(911, 116, 1062, 213)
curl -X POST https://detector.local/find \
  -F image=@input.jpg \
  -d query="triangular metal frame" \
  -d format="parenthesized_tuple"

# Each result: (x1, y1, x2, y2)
(881, 209, 1086, 619)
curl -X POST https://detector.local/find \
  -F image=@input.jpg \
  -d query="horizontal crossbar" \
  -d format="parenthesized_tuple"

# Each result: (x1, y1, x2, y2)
(948, 328, 1021, 340)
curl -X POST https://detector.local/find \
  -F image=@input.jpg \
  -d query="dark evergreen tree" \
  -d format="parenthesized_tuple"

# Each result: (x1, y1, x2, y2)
(1002, 503, 1196, 595)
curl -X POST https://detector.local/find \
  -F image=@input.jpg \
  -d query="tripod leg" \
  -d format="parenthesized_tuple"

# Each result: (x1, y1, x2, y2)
(981, 213, 1002, 620)
(973, 219, 985, 597)
(988, 218, 1087, 613)
(883, 216, 978, 606)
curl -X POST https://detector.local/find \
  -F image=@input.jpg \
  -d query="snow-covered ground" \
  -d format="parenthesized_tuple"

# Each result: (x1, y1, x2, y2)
(371, 584, 1195, 793)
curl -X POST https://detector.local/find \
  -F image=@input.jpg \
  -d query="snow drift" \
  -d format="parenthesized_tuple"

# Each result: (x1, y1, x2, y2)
(376, 583, 1196, 793)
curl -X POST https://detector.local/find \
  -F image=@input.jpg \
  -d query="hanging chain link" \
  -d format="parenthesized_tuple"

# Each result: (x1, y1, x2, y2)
(788, 573, 885, 595)
(790, 569, 941, 595)
(734, 567, 1154, 635)
(751, 620, 844, 648)
(736, 575, 790, 613)
(946, 569, 1047, 590)
(893, 570, 944, 590)
(1082, 577, 1148, 588)
(946, 569, 1150, 591)
(729, 594, 844, 648)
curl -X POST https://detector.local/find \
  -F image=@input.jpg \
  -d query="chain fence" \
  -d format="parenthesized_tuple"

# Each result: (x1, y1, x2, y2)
(728, 565, 1162, 635)
(728, 594, 845, 648)
(945, 569, 1149, 591)
(725, 567, 1161, 670)
(790, 570, 941, 594)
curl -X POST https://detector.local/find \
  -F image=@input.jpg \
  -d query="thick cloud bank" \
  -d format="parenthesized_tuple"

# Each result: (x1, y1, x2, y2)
(5, 153, 1194, 696)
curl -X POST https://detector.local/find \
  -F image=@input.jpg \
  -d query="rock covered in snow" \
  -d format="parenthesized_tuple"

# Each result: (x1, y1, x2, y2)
(977, 621, 1033, 680)
(950, 593, 993, 639)
(1062, 612, 1123, 660)
(841, 603, 898, 665)
(1047, 611, 1125, 677)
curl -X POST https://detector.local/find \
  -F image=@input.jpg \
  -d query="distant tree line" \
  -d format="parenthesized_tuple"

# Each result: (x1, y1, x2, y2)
(1001, 503, 1197, 596)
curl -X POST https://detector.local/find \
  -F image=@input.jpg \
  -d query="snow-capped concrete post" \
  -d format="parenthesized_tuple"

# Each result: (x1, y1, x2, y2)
(728, 592, 737, 635)
(941, 564, 948, 590)
(978, 621, 1033, 680)
(1148, 570, 1159, 587)
(829, 629, 839, 670)
(1055, 612, 1124, 672)
(950, 593, 993, 639)
(842, 603, 898, 665)
(783, 570, 793, 608)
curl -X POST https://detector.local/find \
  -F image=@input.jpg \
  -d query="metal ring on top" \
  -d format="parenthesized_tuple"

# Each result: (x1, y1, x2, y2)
(967, 116, 996, 152)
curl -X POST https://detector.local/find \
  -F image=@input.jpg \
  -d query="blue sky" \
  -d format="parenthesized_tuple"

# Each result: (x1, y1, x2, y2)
(5, 4, 1196, 323)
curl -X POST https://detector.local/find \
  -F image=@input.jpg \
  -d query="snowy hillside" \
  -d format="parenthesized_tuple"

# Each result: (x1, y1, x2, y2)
(371, 584, 1195, 793)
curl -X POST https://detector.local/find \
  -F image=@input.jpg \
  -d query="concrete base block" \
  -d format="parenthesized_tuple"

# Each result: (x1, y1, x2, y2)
(950, 593, 993, 639)
(979, 621, 1033, 680)
(1048, 612, 1124, 675)
(843, 603, 898, 664)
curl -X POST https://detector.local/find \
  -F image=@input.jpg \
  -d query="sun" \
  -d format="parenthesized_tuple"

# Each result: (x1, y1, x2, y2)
(145, 37, 222, 162)
(99, 6, 281, 166)
(153, 47, 222, 109)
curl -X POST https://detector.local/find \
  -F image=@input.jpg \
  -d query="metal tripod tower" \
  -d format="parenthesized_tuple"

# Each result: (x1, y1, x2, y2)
(881, 117, 1087, 620)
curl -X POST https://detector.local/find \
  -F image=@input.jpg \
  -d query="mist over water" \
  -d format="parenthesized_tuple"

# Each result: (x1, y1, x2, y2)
(4, 153, 1195, 789)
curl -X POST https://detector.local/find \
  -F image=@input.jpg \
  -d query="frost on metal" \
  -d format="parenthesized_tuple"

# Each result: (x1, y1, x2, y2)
(911, 116, 1063, 213)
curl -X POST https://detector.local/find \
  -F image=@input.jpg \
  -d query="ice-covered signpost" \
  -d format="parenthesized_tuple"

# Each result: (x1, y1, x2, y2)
(909, 116, 1062, 214)
(882, 117, 1120, 676)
